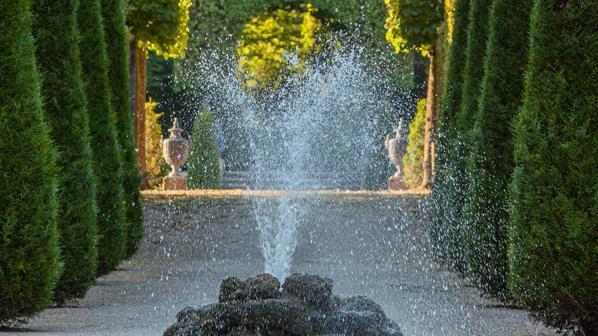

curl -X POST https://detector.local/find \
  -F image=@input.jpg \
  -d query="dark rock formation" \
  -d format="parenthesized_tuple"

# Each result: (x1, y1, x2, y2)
(164, 273, 403, 336)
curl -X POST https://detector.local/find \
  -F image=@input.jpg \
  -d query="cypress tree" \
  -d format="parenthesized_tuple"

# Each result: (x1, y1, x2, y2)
(442, 0, 492, 274)
(78, 0, 128, 274)
(429, 0, 470, 269)
(509, 0, 597, 333)
(462, 0, 532, 299)
(0, 0, 61, 320)
(188, 110, 223, 189)
(101, 0, 144, 258)
(31, 0, 99, 302)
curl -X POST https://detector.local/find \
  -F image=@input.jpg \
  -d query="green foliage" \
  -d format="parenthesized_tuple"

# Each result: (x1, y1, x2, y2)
(509, 0, 598, 333)
(127, 0, 192, 58)
(402, 99, 426, 188)
(188, 110, 222, 189)
(0, 0, 61, 321)
(237, 3, 322, 90)
(461, 0, 532, 299)
(101, 0, 144, 263)
(384, 0, 444, 55)
(429, 0, 470, 267)
(32, 0, 99, 302)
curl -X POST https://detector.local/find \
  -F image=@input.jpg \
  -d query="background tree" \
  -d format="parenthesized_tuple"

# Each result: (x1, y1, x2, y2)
(237, 3, 322, 91)
(0, 0, 60, 321)
(102, 0, 144, 259)
(385, 0, 444, 189)
(509, 0, 597, 333)
(126, 0, 191, 176)
(32, 0, 99, 302)
(188, 109, 223, 189)
(428, 0, 470, 268)
(461, 0, 532, 299)
(80, 0, 129, 274)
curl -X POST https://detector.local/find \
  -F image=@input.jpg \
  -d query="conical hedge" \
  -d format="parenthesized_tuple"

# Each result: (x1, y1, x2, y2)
(101, 0, 144, 259)
(79, 0, 128, 274)
(31, 0, 99, 302)
(0, 0, 61, 321)
(462, 0, 532, 299)
(188, 110, 223, 189)
(429, 0, 470, 269)
(509, 0, 597, 333)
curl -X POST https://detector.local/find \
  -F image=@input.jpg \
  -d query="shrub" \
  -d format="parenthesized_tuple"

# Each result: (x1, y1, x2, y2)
(188, 109, 223, 189)
(144, 98, 166, 189)
(0, 0, 61, 321)
(401, 99, 426, 189)
(101, 0, 144, 259)
(461, 0, 532, 299)
(79, 0, 128, 274)
(32, 0, 99, 302)
(508, 0, 597, 333)
(429, 0, 470, 269)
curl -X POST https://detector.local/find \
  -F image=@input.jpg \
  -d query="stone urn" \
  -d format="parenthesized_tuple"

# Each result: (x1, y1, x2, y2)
(162, 118, 191, 190)
(385, 118, 407, 190)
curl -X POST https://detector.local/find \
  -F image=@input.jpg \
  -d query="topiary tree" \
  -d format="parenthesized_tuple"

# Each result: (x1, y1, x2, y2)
(31, 0, 99, 302)
(461, 0, 532, 299)
(385, 0, 444, 189)
(428, 0, 470, 269)
(0, 0, 61, 321)
(102, 0, 144, 259)
(509, 0, 597, 333)
(188, 109, 223, 189)
(401, 99, 426, 189)
(79, 0, 129, 274)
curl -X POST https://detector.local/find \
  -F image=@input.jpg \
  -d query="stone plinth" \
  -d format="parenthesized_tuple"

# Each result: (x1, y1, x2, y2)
(388, 176, 406, 191)
(163, 174, 187, 191)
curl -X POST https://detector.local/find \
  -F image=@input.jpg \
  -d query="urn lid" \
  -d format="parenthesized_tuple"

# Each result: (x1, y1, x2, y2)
(168, 118, 184, 139)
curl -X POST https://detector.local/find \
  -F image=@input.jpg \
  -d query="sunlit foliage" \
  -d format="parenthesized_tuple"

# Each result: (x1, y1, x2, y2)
(237, 3, 322, 90)
(144, 98, 166, 189)
(402, 99, 426, 188)
(384, 0, 444, 56)
(127, 0, 192, 58)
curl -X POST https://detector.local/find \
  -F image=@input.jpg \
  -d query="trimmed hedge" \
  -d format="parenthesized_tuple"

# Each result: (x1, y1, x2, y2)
(0, 0, 61, 321)
(32, 0, 99, 302)
(508, 0, 597, 333)
(428, 0, 470, 269)
(188, 109, 223, 189)
(101, 0, 144, 259)
(461, 0, 532, 299)
(79, 0, 128, 275)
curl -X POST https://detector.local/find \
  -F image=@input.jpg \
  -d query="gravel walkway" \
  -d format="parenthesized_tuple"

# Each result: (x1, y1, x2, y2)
(2, 194, 554, 336)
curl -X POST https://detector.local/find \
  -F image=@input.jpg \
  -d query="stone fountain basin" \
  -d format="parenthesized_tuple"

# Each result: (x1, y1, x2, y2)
(164, 273, 403, 336)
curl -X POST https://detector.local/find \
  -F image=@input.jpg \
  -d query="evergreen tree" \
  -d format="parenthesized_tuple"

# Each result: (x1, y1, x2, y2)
(188, 110, 223, 189)
(79, 0, 128, 274)
(31, 0, 99, 302)
(509, 0, 597, 333)
(461, 0, 532, 299)
(0, 0, 61, 320)
(102, 0, 144, 259)
(428, 0, 470, 269)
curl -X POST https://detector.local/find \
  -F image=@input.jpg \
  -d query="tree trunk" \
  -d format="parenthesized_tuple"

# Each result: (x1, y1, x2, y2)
(133, 40, 147, 176)
(420, 48, 437, 190)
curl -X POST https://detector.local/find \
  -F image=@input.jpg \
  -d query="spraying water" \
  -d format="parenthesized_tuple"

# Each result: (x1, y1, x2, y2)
(184, 49, 403, 280)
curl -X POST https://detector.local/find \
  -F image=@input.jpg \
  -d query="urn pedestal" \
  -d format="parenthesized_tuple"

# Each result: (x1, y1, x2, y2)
(385, 119, 407, 191)
(162, 118, 191, 190)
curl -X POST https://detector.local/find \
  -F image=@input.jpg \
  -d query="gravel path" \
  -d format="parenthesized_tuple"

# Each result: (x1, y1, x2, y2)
(2, 194, 554, 336)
